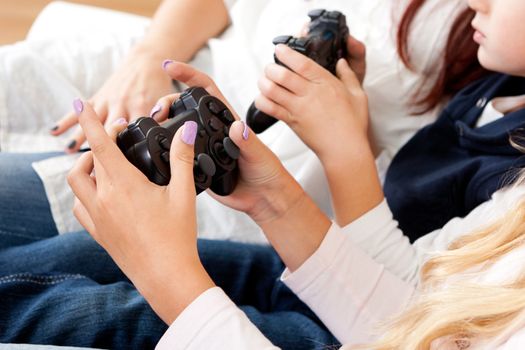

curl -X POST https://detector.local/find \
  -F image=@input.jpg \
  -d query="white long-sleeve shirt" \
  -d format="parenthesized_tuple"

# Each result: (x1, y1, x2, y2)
(156, 184, 525, 349)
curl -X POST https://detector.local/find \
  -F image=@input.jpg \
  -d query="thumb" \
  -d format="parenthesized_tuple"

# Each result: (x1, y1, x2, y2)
(168, 121, 198, 196)
(336, 58, 362, 92)
(228, 120, 281, 169)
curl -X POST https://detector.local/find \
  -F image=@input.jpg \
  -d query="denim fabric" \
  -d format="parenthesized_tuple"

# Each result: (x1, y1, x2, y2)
(0, 153, 339, 350)
(0, 153, 62, 249)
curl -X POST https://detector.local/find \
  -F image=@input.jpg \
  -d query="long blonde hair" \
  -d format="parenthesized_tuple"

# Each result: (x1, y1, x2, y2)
(357, 180, 525, 349)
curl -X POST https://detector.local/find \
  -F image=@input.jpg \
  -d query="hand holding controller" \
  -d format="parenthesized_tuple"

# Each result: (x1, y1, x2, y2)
(246, 9, 349, 133)
(117, 87, 239, 196)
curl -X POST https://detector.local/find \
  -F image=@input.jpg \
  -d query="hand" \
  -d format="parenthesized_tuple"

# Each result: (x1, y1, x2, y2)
(154, 62, 307, 225)
(254, 41, 370, 164)
(68, 98, 214, 324)
(51, 46, 175, 153)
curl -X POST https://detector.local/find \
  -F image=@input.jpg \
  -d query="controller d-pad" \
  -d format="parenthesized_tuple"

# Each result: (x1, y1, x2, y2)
(208, 101, 222, 115)
(222, 110, 235, 123)
(196, 153, 216, 177)
(158, 136, 171, 151)
(208, 117, 223, 132)
(161, 151, 170, 163)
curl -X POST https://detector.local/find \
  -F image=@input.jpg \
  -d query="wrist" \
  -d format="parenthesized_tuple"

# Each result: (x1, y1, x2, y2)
(133, 252, 215, 325)
(247, 172, 306, 226)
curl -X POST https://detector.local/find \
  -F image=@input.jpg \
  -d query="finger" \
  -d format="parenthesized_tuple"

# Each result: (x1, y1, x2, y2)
(336, 59, 361, 92)
(298, 21, 310, 37)
(74, 99, 136, 178)
(64, 128, 87, 154)
(264, 63, 308, 96)
(67, 151, 97, 212)
(167, 121, 197, 199)
(106, 117, 129, 142)
(61, 102, 108, 153)
(162, 61, 240, 120)
(254, 94, 291, 124)
(104, 105, 128, 133)
(274, 44, 329, 81)
(50, 110, 78, 136)
(73, 198, 97, 236)
(258, 76, 296, 110)
(345, 35, 366, 84)
(227, 120, 281, 168)
(149, 93, 181, 122)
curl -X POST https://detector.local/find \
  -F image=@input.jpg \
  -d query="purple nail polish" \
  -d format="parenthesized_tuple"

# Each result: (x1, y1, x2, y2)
(113, 118, 127, 125)
(242, 121, 249, 140)
(150, 104, 162, 119)
(162, 59, 173, 70)
(73, 99, 83, 115)
(181, 121, 198, 145)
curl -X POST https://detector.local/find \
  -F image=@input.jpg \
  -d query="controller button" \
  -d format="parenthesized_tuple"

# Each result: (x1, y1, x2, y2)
(208, 117, 223, 132)
(294, 38, 308, 47)
(208, 101, 222, 115)
(308, 9, 325, 19)
(223, 137, 240, 160)
(161, 151, 170, 163)
(197, 153, 216, 177)
(327, 11, 341, 19)
(272, 35, 292, 45)
(159, 137, 171, 151)
(222, 110, 235, 123)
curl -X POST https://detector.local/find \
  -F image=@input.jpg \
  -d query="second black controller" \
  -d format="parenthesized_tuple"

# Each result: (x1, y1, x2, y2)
(246, 9, 349, 134)
(117, 87, 239, 196)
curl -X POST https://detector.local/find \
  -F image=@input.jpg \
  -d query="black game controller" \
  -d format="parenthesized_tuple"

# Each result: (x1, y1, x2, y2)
(246, 9, 349, 134)
(117, 87, 239, 196)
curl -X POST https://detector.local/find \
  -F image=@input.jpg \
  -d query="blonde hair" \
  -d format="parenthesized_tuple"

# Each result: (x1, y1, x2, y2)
(354, 180, 525, 349)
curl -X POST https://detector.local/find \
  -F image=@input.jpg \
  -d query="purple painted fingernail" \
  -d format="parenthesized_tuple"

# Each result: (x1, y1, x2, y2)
(181, 121, 198, 145)
(162, 59, 173, 70)
(149, 104, 162, 119)
(113, 118, 127, 125)
(242, 121, 249, 140)
(73, 98, 83, 115)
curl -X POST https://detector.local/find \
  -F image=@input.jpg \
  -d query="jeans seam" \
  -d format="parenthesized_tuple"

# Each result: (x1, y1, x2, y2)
(0, 228, 49, 240)
(0, 273, 86, 285)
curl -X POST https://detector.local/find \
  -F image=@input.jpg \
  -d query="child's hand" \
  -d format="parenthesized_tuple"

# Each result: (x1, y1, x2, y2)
(151, 62, 306, 225)
(254, 42, 370, 164)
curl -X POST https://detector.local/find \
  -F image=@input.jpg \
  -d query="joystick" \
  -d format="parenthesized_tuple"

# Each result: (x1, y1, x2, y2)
(117, 87, 239, 196)
(246, 9, 349, 133)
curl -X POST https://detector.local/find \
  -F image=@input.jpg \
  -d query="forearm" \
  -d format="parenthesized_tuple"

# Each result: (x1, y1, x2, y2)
(253, 179, 332, 272)
(134, 0, 230, 62)
(321, 138, 384, 227)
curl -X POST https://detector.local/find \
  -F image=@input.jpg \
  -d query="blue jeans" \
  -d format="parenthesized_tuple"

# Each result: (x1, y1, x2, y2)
(0, 153, 339, 350)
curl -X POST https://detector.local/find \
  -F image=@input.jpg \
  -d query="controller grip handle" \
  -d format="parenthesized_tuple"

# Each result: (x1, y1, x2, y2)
(246, 102, 278, 134)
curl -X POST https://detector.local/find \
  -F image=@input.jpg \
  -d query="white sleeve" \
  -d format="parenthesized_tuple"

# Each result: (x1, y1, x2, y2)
(340, 188, 522, 287)
(156, 287, 279, 350)
(281, 224, 415, 345)
(340, 200, 420, 285)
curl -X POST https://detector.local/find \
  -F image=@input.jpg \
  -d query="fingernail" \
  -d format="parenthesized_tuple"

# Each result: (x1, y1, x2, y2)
(50, 125, 59, 132)
(149, 104, 162, 119)
(242, 121, 249, 140)
(67, 140, 77, 150)
(113, 118, 127, 125)
(181, 121, 198, 145)
(73, 99, 83, 115)
(162, 59, 173, 70)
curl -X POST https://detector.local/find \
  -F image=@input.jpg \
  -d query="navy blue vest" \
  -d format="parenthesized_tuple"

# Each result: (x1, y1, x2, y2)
(384, 74, 525, 242)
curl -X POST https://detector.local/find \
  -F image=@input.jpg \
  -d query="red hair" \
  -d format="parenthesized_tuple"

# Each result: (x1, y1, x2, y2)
(397, 0, 490, 114)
